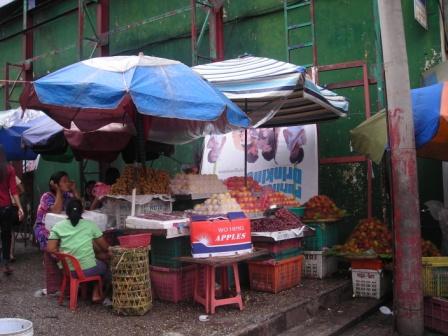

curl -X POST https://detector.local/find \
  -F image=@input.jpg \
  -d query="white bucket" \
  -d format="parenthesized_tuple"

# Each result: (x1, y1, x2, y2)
(0, 319, 33, 336)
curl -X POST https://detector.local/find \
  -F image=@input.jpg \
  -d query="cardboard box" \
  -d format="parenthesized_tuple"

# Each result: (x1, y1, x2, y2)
(190, 212, 252, 258)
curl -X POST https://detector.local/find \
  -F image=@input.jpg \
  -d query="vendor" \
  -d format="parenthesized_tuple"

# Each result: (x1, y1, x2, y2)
(90, 167, 120, 210)
(47, 198, 110, 303)
(34, 171, 80, 250)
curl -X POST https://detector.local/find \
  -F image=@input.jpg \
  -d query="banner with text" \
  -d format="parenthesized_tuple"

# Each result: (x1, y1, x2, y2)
(201, 125, 318, 203)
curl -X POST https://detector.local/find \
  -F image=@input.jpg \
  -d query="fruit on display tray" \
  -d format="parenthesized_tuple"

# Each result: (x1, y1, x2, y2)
(264, 190, 300, 208)
(225, 176, 262, 193)
(333, 218, 392, 256)
(170, 174, 227, 195)
(110, 165, 170, 195)
(422, 239, 441, 257)
(193, 193, 241, 215)
(225, 176, 300, 215)
(251, 208, 303, 232)
(228, 187, 265, 216)
(304, 195, 345, 220)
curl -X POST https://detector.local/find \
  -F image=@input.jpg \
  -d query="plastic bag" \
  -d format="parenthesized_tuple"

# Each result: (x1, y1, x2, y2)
(425, 200, 448, 255)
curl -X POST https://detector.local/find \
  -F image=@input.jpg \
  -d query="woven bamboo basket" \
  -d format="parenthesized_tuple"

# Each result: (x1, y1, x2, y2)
(111, 246, 152, 316)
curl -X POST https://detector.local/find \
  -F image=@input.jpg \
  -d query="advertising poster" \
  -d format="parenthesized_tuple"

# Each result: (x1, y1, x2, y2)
(201, 125, 318, 203)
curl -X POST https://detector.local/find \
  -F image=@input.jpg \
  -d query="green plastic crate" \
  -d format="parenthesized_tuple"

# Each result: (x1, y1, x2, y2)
(304, 222, 339, 250)
(151, 236, 191, 268)
(254, 247, 303, 262)
(288, 207, 305, 217)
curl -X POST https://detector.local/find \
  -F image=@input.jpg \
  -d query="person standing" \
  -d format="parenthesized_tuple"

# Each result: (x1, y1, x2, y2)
(0, 145, 24, 275)
(10, 175, 24, 261)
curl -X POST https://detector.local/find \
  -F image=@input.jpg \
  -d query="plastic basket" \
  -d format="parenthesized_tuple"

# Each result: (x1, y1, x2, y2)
(350, 258, 383, 270)
(118, 233, 152, 248)
(247, 255, 303, 293)
(351, 269, 390, 299)
(254, 239, 302, 254)
(303, 222, 339, 250)
(150, 265, 195, 303)
(151, 236, 191, 268)
(302, 251, 338, 279)
(422, 257, 448, 297)
(424, 296, 448, 335)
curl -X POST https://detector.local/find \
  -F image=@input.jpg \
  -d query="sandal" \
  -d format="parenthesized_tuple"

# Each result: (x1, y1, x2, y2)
(3, 265, 13, 276)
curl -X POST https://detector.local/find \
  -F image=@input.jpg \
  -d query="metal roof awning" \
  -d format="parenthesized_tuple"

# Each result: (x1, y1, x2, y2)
(192, 56, 349, 128)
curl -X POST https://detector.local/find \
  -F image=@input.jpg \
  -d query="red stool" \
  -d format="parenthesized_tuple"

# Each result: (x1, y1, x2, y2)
(52, 252, 103, 311)
(194, 262, 243, 314)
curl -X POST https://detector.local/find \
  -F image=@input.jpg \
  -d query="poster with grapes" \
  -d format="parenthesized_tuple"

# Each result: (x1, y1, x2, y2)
(201, 125, 318, 203)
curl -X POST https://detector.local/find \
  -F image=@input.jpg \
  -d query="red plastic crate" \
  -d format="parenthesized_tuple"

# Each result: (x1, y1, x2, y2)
(425, 297, 448, 335)
(118, 233, 152, 248)
(150, 265, 196, 303)
(254, 239, 302, 254)
(247, 255, 303, 293)
(350, 258, 383, 270)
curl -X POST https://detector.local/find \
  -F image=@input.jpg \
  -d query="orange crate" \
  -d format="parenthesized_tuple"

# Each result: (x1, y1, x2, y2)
(351, 258, 383, 270)
(248, 255, 303, 293)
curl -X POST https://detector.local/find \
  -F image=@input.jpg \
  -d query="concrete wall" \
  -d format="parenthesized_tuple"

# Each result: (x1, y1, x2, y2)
(0, 0, 443, 242)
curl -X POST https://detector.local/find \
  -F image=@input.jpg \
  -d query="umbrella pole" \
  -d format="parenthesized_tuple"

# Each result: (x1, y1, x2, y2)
(244, 99, 248, 188)
(136, 113, 146, 166)
(244, 129, 248, 187)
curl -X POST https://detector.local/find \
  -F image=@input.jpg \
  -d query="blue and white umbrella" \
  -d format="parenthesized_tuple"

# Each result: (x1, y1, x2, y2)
(20, 54, 250, 145)
(193, 56, 349, 127)
(0, 108, 43, 160)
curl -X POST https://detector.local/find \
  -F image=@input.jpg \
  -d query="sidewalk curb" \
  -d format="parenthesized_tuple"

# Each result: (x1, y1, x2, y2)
(229, 280, 353, 336)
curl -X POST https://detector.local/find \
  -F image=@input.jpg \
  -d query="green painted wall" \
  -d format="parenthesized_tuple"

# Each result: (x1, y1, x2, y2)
(0, 0, 443, 243)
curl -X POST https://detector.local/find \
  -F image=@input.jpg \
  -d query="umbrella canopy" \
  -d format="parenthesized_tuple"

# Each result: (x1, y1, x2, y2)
(0, 108, 43, 160)
(192, 56, 349, 127)
(350, 82, 448, 162)
(20, 54, 250, 145)
(22, 113, 135, 162)
(350, 110, 387, 164)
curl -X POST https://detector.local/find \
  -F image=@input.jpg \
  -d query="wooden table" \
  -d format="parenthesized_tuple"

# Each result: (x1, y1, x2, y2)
(178, 249, 268, 314)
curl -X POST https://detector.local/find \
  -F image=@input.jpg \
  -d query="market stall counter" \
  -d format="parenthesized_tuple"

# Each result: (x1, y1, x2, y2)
(178, 249, 268, 314)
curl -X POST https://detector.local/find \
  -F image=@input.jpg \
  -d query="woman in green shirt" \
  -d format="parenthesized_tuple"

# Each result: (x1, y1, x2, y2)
(47, 198, 110, 303)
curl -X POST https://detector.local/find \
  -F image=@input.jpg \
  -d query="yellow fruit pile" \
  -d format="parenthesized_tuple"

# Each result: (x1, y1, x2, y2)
(110, 165, 170, 195)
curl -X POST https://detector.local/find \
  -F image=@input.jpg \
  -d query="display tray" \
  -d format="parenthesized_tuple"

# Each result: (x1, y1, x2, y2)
(302, 217, 343, 223)
(251, 226, 312, 242)
(174, 193, 215, 200)
(125, 214, 189, 230)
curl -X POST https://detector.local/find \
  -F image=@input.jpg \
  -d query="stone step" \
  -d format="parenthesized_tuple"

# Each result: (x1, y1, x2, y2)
(278, 297, 385, 336)
(231, 279, 354, 336)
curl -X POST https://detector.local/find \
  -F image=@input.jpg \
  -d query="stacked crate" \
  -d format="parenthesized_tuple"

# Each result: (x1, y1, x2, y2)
(350, 258, 391, 299)
(422, 257, 448, 334)
(150, 236, 195, 303)
(248, 239, 304, 293)
(302, 222, 338, 279)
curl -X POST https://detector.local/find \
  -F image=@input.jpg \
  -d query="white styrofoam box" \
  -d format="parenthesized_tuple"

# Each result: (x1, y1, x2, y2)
(44, 210, 108, 232)
(351, 269, 391, 299)
(302, 251, 338, 279)
(125, 215, 189, 230)
(102, 195, 172, 228)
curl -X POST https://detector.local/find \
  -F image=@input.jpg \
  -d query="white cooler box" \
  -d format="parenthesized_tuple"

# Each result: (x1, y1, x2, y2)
(44, 211, 108, 232)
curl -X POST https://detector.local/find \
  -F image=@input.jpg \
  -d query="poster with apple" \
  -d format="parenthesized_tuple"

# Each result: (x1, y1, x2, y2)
(201, 125, 318, 204)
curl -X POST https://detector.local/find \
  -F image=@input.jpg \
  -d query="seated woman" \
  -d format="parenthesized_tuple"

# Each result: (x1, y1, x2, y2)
(47, 198, 110, 303)
(34, 171, 80, 251)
